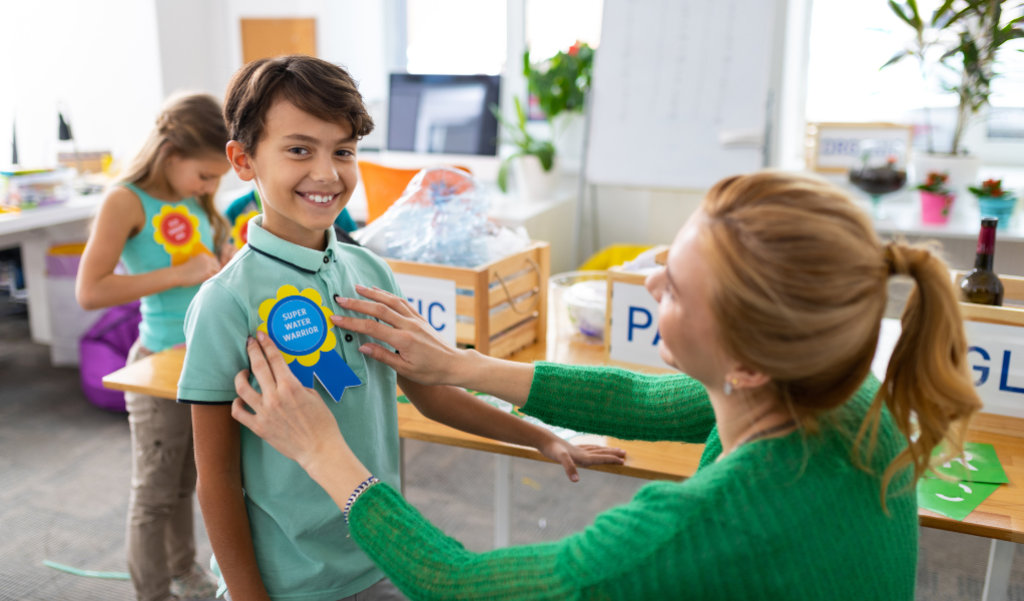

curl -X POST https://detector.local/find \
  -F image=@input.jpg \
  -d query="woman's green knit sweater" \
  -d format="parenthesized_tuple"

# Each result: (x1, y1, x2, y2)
(349, 363, 917, 600)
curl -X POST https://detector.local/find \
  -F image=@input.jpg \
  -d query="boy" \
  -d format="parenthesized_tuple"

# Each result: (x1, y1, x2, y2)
(179, 55, 616, 601)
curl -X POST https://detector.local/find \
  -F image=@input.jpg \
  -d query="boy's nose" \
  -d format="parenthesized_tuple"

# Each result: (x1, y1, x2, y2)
(311, 155, 340, 183)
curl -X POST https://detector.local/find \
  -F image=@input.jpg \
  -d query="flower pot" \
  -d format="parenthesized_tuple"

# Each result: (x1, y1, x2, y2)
(514, 155, 560, 201)
(976, 194, 1017, 231)
(920, 191, 955, 225)
(551, 112, 586, 173)
(911, 154, 980, 215)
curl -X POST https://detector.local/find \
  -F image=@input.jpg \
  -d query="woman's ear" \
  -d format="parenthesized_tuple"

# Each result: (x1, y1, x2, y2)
(226, 141, 255, 181)
(727, 365, 772, 392)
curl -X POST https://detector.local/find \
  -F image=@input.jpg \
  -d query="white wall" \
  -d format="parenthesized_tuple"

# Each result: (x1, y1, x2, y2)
(0, 0, 165, 168)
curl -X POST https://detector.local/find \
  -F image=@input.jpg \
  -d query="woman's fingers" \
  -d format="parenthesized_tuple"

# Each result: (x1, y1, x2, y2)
(246, 336, 276, 389)
(334, 294, 406, 328)
(231, 396, 259, 433)
(357, 342, 408, 370)
(331, 313, 400, 345)
(233, 368, 263, 411)
(357, 285, 421, 320)
(254, 331, 292, 383)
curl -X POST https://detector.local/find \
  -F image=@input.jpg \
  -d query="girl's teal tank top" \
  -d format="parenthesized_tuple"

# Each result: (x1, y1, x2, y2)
(119, 183, 214, 352)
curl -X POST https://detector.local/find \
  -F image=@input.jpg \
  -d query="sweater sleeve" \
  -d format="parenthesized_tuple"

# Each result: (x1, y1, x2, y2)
(349, 480, 707, 601)
(519, 362, 715, 443)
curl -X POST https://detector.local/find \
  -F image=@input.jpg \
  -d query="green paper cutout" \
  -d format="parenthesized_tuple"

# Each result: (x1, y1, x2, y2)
(917, 478, 1000, 521)
(926, 442, 1008, 484)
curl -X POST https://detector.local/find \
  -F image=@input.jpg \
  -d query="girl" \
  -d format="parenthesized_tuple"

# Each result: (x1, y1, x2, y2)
(234, 171, 982, 600)
(77, 92, 232, 601)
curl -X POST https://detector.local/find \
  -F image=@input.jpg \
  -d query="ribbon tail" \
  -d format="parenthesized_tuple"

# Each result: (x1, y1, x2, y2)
(313, 352, 363, 402)
(288, 361, 316, 389)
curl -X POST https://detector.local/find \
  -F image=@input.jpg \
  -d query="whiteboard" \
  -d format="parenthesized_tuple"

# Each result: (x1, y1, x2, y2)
(586, 0, 780, 190)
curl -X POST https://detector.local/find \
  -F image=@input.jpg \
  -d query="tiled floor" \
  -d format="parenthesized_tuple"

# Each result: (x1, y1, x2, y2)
(2, 288, 1023, 600)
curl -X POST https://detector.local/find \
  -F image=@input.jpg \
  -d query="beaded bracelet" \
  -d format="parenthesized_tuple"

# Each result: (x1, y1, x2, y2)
(343, 476, 380, 524)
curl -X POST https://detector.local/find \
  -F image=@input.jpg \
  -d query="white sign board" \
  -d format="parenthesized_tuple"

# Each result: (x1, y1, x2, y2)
(609, 282, 674, 370)
(874, 318, 1024, 418)
(808, 124, 912, 173)
(392, 273, 456, 347)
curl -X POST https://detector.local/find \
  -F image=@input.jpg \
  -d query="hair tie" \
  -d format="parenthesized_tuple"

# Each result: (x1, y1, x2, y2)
(883, 242, 901, 276)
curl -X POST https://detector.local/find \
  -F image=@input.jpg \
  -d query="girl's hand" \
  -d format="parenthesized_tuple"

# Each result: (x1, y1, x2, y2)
(218, 242, 237, 265)
(536, 437, 627, 482)
(175, 253, 221, 287)
(232, 332, 348, 472)
(332, 285, 469, 387)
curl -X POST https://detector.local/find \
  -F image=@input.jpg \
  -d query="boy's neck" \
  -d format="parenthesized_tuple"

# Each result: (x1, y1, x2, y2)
(262, 206, 328, 251)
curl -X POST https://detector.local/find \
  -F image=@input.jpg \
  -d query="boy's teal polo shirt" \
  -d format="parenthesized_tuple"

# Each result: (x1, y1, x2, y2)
(178, 215, 402, 601)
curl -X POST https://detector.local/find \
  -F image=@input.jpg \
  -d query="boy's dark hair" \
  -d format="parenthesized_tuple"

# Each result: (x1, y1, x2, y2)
(223, 55, 374, 154)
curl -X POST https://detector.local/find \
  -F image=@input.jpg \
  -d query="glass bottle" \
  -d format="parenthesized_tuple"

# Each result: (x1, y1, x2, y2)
(960, 217, 1004, 306)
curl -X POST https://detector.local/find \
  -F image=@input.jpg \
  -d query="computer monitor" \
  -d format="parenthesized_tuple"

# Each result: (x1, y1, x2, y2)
(387, 74, 501, 156)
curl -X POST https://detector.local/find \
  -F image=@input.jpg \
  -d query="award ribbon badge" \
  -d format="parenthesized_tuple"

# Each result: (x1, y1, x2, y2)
(152, 205, 212, 265)
(258, 285, 362, 401)
(231, 210, 261, 249)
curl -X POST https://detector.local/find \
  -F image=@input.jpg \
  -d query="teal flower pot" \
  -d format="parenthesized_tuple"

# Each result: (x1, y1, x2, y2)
(976, 194, 1017, 230)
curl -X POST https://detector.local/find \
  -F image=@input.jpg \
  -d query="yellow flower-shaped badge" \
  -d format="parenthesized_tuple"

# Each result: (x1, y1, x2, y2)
(152, 205, 206, 265)
(257, 285, 361, 401)
(231, 210, 260, 249)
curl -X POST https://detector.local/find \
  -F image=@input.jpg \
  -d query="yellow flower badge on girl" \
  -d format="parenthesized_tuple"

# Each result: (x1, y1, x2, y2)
(258, 285, 362, 401)
(231, 210, 261, 249)
(152, 205, 212, 265)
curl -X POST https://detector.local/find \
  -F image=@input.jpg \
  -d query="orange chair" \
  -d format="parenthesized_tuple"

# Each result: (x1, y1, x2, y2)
(358, 161, 471, 224)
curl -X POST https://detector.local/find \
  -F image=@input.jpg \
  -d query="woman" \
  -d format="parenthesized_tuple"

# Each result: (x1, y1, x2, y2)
(232, 172, 981, 600)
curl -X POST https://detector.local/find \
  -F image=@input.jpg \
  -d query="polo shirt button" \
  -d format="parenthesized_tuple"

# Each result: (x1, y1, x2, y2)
(323, 256, 329, 264)
(344, 333, 354, 343)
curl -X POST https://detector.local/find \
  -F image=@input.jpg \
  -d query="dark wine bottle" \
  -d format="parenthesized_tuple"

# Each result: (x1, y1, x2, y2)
(960, 217, 1004, 306)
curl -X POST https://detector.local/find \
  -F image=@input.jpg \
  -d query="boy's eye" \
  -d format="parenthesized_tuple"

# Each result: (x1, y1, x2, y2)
(335, 149, 354, 158)
(287, 147, 309, 155)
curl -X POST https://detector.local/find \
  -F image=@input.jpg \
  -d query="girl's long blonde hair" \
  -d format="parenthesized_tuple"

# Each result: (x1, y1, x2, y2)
(120, 92, 230, 248)
(698, 171, 981, 508)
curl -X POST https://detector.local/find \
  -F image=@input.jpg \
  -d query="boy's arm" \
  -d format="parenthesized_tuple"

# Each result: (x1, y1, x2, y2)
(193, 405, 270, 601)
(399, 376, 624, 481)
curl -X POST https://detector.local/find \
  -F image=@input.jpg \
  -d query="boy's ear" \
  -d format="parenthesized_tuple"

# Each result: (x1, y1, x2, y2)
(226, 141, 255, 182)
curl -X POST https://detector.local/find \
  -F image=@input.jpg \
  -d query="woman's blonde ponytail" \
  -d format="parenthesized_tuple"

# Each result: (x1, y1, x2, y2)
(856, 242, 982, 508)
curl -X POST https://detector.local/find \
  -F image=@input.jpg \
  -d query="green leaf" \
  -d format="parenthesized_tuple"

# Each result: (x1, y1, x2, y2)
(932, 0, 956, 26)
(881, 49, 912, 69)
(889, 0, 916, 28)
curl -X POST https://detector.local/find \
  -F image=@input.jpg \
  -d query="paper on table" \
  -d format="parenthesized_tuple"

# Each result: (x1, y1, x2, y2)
(925, 442, 1008, 484)
(917, 479, 1000, 521)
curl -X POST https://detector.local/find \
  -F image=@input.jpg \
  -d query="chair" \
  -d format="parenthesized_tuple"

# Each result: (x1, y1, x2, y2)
(358, 161, 471, 224)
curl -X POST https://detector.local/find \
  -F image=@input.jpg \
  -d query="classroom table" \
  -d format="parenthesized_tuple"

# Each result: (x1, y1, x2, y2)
(102, 339, 1024, 600)
(0, 192, 105, 344)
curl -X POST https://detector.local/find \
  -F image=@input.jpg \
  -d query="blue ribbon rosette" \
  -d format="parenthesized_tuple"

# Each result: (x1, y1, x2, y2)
(258, 285, 361, 402)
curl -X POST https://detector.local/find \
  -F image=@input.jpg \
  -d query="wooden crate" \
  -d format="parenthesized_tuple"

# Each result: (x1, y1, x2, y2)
(385, 242, 550, 358)
(952, 272, 1024, 438)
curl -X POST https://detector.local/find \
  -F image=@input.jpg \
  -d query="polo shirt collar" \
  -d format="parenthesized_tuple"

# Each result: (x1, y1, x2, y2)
(247, 215, 337, 274)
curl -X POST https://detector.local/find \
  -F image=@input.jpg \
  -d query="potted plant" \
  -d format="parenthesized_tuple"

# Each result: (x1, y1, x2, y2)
(523, 41, 594, 171)
(492, 97, 558, 200)
(884, 1, 1024, 200)
(916, 171, 955, 224)
(969, 178, 1017, 230)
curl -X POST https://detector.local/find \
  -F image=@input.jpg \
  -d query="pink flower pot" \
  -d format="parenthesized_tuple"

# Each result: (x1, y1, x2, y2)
(920, 190, 955, 225)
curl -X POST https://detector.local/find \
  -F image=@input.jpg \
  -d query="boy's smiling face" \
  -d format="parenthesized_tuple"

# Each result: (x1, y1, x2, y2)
(226, 98, 358, 249)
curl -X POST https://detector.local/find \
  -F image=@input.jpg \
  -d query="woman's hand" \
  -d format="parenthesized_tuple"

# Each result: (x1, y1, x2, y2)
(537, 436, 627, 482)
(231, 332, 349, 473)
(332, 285, 471, 387)
(174, 252, 221, 287)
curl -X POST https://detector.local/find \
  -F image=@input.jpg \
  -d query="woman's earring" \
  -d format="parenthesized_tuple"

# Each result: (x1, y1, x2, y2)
(723, 380, 734, 395)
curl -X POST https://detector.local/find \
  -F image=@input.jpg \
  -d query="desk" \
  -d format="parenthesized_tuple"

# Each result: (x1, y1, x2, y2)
(102, 340, 1024, 599)
(0, 192, 104, 343)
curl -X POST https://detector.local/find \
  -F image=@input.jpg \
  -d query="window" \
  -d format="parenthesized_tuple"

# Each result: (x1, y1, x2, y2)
(406, 0, 507, 75)
(806, 0, 1024, 159)
(525, 0, 603, 63)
